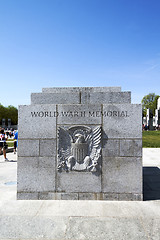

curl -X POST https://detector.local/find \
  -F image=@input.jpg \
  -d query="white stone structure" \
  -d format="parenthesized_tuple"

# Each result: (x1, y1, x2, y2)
(157, 97, 160, 110)
(17, 87, 142, 200)
(143, 97, 160, 128)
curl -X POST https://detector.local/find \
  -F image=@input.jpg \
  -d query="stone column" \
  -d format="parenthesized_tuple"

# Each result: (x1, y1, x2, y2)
(8, 119, 11, 129)
(143, 117, 146, 126)
(2, 119, 5, 128)
(157, 97, 160, 110)
(155, 109, 160, 127)
(146, 109, 154, 130)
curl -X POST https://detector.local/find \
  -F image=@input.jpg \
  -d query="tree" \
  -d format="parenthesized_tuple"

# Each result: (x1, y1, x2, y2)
(141, 93, 160, 116)
(6, 105, 18, 125)
(0, 103, 18, 125)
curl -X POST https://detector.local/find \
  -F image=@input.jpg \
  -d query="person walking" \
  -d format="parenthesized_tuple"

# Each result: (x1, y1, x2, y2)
(14, 130, 18, 154)
(0, 129, 8, 161)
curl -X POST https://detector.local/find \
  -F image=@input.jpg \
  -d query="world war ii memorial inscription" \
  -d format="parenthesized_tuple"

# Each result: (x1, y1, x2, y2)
(17, 87, 142, 200)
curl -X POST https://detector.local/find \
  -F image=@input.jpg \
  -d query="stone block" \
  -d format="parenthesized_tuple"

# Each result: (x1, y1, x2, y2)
(65, 217, 147, 240)
(18, 155, 39, 169)
(61, 193, 78, 200)
(38, 192, 53, 200)
(102, 157, 142, 193)
(38, 192, 62, 200)
(40, 139, 56, 157)
(57, 104, 102, 125)
(18, 104, 57, 139)
(17, 163, 38, 192)
(102, 139, 119, 157)
(87, 87, 122, 92)
(103, 104, 142, 139)
(57, 172, 101, 193)
(38, 156, 55, 168)
(31, 92, 80, 104)
(103, 193, 119, 201)
(81, 91, 131, 104)
(17, 157, 56, 192)
(38, 166, 56, 192)
(18, 139, 39, 157)
(0, 215, 68, 240)
(118, 193, 143, 201)
(42, 87, 122, 93)
(17, 192, 38, 200)
(42, 87, 80, 93)
(120, 140, 142, 157)
(78, 193, 98, 200)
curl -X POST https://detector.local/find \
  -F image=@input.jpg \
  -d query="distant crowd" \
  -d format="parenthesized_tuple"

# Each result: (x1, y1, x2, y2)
(4, 128, 16, 138)
(0, 128, 18, 161)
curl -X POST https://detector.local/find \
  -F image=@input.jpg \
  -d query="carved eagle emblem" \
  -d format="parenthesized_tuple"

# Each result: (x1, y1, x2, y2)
(57, 125, 101, 173)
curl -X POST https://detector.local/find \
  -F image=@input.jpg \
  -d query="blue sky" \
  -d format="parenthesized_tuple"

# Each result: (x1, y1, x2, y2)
(0, 0, 160, 107)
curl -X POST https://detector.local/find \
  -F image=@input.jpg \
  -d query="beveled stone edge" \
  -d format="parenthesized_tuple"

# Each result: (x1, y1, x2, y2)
(42, 87, 122, 93)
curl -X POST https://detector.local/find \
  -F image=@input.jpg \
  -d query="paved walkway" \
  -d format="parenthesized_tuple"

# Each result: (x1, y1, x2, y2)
(0, 152, 17, 201)
(0, 149, 160, 239)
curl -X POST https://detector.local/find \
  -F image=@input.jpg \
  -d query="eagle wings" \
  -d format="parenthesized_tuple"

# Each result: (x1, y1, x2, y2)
(57, 126, 101, 172)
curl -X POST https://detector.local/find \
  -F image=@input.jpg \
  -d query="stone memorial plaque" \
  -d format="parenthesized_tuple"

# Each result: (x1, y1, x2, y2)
(17, 87, 142, 200)
(57, 125, 101, 173)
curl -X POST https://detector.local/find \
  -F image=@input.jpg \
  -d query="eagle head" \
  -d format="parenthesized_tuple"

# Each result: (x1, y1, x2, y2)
(75, 134, 85, 143)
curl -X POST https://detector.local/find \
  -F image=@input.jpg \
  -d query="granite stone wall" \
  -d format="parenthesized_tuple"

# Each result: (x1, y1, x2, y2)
(17, 87, 142, 200)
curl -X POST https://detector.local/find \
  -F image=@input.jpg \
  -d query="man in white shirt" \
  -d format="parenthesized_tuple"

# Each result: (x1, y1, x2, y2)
(0, 128, 8, 161)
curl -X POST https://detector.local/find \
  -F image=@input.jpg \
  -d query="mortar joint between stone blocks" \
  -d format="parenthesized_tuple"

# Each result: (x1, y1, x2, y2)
(55, 104, 58, 191)
(79, 91, 81, 104)
(39, 139, 40, 157)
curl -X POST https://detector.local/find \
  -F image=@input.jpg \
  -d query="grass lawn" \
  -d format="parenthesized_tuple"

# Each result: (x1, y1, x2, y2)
(6, 139, 14, 147)
(143, 131, 160, 148)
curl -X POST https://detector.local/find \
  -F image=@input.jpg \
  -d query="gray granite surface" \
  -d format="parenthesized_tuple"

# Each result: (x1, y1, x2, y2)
(17, 87, 142, 200)
(1, 149, 160, 239)
(31, 92, 80, 104)
(42, 86, 122, 93)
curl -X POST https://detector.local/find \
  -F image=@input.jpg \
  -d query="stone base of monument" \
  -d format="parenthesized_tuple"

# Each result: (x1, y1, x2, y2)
(1, 200, 160, 240)
(1, 149, 160, 239)
(17, 87, 142, 200)
(17, 192, 142, 201)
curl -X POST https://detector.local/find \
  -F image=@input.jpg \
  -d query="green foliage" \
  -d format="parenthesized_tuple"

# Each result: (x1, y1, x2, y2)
(141, 93, 160, 116)
(143, 131, 160, 148)
(0, 104, 18, 125)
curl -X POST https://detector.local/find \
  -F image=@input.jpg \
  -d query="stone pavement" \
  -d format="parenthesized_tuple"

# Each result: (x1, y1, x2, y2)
(0, 151, 17, 201)
(0, 149, 160, 240)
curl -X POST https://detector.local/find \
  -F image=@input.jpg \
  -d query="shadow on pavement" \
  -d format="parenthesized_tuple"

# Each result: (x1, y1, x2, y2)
(143, 167, 160, 201)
